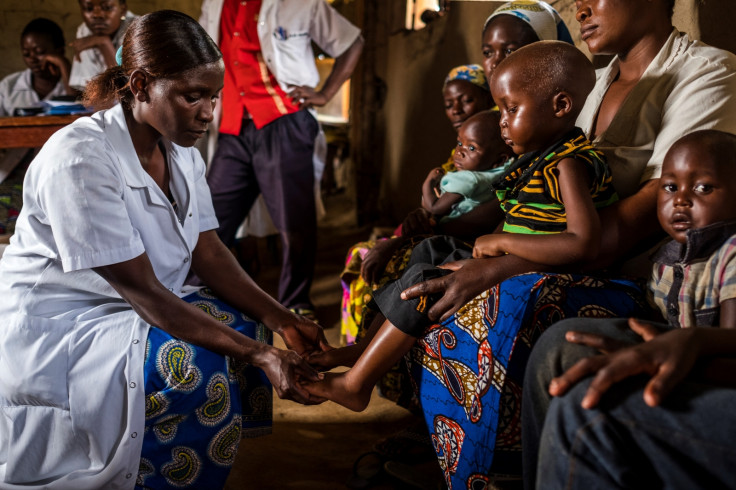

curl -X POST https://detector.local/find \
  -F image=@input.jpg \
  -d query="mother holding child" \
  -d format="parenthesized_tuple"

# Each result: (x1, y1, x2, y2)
(307, 0, 736, 488)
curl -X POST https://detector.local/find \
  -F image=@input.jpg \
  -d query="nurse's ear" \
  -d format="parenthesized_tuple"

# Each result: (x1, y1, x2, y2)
(129, 69, 150, 104)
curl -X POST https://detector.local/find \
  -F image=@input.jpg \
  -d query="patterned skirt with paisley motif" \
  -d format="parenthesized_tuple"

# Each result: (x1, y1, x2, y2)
(407, 272, 648, 489)
(135, 288, 272, 489)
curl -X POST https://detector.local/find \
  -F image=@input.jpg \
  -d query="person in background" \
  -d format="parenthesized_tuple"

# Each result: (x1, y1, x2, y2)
(69, 0, 137, 91)
(0, 18, 74, 116)
(481, 0, 573, 84)
(199, 0, 364, 321)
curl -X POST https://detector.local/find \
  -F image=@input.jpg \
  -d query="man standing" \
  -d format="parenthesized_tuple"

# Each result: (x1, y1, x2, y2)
(199, 0, 363, 317)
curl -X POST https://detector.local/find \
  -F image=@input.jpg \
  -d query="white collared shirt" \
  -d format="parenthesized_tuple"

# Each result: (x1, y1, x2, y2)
(0, 68, 67, 116)
(0, 104, 218, 488)
(577, 29, 736, 198)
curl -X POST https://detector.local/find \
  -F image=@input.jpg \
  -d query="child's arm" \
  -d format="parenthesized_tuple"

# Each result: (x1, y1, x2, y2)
(473, 157, 600, 266)
(421, 167, 445, 212)
(70, 35, 117, 68)
(361, 236, 407, 284)
(719, 298, 736, 328)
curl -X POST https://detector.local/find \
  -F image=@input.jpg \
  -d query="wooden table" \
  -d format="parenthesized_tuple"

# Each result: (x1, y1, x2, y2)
(0, 114, 88, 149)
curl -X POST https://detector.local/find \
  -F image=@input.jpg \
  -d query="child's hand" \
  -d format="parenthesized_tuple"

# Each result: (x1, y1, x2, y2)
(549, 318, 695, 409)
(424, 167, 445, 191)
(473, 234, 507, 258)
(361, 238, 402, 284)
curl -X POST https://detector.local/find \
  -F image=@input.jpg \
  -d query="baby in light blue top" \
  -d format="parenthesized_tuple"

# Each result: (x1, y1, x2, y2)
(422, 110, 513, 223)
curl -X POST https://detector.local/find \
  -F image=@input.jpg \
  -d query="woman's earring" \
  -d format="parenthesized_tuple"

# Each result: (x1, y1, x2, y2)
(121, 15, 126, 20)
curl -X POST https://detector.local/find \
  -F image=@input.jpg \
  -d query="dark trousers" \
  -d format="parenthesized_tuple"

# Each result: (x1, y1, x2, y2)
(207, 111, 319, 309)
(523, 318, 736, 489)
(372, 236, 473, 336)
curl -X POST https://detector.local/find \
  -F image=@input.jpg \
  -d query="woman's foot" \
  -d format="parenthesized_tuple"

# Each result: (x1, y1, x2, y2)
(302, 371, 373, 412)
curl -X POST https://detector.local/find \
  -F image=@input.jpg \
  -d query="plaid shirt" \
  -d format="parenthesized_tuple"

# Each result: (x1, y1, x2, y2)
(649, 220, 736, 327)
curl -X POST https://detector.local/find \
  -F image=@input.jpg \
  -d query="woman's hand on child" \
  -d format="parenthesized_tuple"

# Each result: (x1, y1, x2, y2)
(288, 86, 328, 109)
(472, 234, 507, 258)
(549, 318, 695, 409)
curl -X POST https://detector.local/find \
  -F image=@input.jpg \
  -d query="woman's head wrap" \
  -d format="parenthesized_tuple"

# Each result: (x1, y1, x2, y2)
(443, 64, 489, 91)
(483, 1, 573, 44)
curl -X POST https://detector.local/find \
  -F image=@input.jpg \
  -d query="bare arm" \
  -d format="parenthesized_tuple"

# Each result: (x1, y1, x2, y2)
(288, 36, 364, 109)
(473, 158, 601, 265)
(94, 231, 327, 403)
(719, 298, 736, 329)
(70, 35, 117, 67)
(191, 231, 331, 356)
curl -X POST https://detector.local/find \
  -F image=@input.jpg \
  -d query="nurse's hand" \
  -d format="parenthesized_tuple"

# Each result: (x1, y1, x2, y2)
(277, 312, 333, 358)
(255, 346, 326, 405)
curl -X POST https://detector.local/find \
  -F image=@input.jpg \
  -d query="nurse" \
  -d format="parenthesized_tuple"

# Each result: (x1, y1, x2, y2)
(0, 10, 327, 489)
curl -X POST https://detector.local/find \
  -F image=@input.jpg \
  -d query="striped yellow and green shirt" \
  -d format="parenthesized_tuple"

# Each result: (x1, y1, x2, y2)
(494, 128, 618, 234)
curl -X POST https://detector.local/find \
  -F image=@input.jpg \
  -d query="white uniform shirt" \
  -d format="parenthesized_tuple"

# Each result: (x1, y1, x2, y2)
(577, 29, 736, 199)
(68, 11, 137, 90)
(0, 104, 218, 488)
(0, 68, 67, 116)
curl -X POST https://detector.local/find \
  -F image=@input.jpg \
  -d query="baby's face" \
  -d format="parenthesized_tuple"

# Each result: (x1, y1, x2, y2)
(658, 143, 736, 243)
(79, 0, 126, 36)
(453, 118, 507, 171)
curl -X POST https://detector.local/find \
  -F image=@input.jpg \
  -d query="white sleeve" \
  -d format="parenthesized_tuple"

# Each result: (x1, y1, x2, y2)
(191, 148, 219, 233)
(309, 0, 361, 58)
(644, 50, 736, 183)
(36, 154, 145, 272)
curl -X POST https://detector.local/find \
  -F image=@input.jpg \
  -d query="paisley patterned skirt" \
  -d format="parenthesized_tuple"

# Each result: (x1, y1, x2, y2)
(135, 288, 272, 489)
(407, 273, 648, 489)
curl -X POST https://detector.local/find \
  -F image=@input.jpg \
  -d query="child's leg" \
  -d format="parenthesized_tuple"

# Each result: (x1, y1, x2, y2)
(303, 318, 416, 412)
(308, 313, 387, 370)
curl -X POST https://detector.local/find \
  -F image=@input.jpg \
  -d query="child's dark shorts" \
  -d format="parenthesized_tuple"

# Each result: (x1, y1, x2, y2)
(372, 235, 473, 337)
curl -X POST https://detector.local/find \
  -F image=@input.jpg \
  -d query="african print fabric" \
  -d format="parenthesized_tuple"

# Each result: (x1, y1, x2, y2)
(408, 272, 647, 489)
(136, 288, 272, 489)
(494, 128, 617, 234)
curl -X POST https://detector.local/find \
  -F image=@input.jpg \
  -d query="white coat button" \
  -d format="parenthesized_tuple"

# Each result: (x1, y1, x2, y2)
(183, 257, 189, 263)
(130, 381, 136, 388)
(131, 432, 138, 438)
(132, 339, 139, 344)
(126, 473, 132, 479)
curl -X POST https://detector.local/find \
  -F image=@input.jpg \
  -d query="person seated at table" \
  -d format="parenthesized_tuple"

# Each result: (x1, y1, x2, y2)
(0, 10, 328, 488)
(0, 17, 75, 117)
(69, 0, 137, 91)
(303, 40, 614, 412)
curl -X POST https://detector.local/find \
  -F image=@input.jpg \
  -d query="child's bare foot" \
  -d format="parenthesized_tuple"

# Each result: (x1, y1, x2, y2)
(301, 372, 372, 412)
(307, 344, 363, 370)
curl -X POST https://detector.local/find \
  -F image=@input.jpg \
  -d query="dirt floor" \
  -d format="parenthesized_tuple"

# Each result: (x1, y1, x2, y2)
(223, 192, 448, 490)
